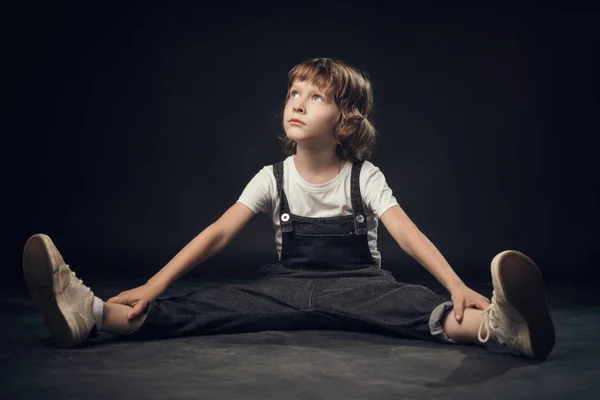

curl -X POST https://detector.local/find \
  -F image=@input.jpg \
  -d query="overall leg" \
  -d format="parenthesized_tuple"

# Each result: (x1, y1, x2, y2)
(120, 276, 318, 341)
(311, 269, 457, 344)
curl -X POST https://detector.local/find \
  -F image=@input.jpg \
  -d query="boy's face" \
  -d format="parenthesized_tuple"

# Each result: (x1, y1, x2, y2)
(283, 79, 340, 148)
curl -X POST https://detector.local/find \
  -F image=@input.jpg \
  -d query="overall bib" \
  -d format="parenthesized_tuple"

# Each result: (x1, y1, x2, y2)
(123, 161, 456, 344)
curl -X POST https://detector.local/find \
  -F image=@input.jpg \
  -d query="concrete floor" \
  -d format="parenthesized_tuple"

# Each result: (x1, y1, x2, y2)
(1, 279, 598, 399)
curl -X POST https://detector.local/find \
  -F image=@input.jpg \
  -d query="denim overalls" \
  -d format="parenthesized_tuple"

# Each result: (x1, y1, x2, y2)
(123, 161, 456, 344)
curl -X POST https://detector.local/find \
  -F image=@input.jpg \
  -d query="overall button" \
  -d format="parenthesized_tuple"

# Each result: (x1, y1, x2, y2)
(281, 213, 290, 222)
(355, 214, 365, 223)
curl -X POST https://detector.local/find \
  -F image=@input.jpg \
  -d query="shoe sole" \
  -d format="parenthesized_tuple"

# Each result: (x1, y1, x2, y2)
(23, 234, 76, 348)
(492, 250, 555, 360)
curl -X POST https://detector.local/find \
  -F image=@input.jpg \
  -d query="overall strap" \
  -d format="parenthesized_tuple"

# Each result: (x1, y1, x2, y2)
(350, 162, 368, 235)
(274, 159, 367, 235)
(272, 161, 293, 232)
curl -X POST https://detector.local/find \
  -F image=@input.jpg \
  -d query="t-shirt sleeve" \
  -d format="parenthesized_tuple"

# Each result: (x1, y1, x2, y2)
(236, 166, 275, 215)
(361, 162, 400, 218)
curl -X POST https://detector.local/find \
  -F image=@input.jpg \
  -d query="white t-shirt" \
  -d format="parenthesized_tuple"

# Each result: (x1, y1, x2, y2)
(237, 155, 399, 267)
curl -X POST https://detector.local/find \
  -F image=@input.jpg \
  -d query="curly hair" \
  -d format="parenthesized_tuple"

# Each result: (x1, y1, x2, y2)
(279, 58, 376, 162)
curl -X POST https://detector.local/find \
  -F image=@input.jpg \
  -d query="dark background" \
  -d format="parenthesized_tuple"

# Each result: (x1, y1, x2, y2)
(2, 2, 598, 289)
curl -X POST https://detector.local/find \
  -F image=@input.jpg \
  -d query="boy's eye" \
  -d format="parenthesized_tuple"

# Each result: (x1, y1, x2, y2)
(289, 90, 324, 102)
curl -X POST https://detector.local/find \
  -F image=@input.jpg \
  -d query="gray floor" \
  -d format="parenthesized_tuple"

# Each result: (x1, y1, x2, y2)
(1, 279, 598, 399)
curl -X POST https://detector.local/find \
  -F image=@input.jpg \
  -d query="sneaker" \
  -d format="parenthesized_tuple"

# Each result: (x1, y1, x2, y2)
(477, 250, 555, 359)
(23, 234, 97, 348)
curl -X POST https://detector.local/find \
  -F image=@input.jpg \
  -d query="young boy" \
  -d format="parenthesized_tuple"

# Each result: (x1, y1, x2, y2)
(22, 58, 555, 359)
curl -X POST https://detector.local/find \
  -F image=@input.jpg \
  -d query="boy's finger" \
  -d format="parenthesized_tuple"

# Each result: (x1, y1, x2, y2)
(128, 301, 145, 320)
(454, 299, 464, 321)
(476, 299, 490, 310)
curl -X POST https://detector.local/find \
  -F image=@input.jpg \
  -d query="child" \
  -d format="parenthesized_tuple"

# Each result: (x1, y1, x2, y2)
(22, 58, 555, 359)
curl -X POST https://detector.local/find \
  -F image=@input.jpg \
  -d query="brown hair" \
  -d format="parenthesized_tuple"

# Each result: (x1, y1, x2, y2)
(279, 58, 376, 162)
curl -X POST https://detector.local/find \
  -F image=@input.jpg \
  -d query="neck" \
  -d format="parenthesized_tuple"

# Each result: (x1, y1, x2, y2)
(293, 145, 342, 183)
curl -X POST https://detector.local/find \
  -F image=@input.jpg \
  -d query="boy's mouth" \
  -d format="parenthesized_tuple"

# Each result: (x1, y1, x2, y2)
(289, 118, 306, 125)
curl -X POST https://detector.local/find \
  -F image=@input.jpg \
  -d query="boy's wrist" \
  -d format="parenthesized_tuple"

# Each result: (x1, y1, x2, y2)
(446, 278, 466, 294)
(147, 275, 169, 294)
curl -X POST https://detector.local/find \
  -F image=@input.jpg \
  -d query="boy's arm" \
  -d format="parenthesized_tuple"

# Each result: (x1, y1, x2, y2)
(379, 205, 465, 293)
(147, 202, 255, 292)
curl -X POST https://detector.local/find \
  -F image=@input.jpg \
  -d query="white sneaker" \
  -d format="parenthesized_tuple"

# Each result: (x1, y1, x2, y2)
(477, 250, 555, 359)
(23, 234, 97, 348)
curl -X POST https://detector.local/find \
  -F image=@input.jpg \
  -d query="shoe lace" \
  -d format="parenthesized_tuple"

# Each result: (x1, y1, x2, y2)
(69, 269, 94, 296)
(477, 290, 520, 345)
(477, 302, 495, 343)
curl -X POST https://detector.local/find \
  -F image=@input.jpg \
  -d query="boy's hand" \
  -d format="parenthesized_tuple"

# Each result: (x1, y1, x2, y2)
(106, 283, 162, 320)
(449, 284, 490, 322)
